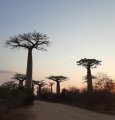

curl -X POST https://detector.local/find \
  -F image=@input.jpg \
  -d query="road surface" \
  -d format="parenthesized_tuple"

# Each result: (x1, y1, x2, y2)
(2, 101, 115, 120)
(29, 101, 115, 120)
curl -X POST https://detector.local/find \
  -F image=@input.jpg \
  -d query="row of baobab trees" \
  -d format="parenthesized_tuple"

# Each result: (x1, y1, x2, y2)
(6, 31, 102, 94)
(12, 73, 68, 95)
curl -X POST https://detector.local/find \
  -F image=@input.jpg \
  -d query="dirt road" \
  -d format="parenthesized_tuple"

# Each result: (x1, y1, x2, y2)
(2, 101, 115, 120)
(31, 101, 115, 120)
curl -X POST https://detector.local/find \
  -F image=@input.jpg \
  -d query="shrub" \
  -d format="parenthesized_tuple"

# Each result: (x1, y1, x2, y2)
(0, 85, 35, 108)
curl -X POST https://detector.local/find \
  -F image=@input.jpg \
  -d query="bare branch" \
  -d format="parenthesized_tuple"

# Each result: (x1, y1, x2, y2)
(12, 73, 26, 82)
(6, 32, 51, 51)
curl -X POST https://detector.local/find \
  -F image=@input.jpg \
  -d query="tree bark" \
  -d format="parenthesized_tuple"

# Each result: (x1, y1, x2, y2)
(25, 49, 32, 88)
(50, 85, 53, 94)
(56, 82, 60, 95)
(87, 66, 93, 93)
(19, 81, 23, 88)
(38, 86, 42, 99)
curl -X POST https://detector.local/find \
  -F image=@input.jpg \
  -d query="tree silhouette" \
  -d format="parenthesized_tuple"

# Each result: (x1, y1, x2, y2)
(12, 73, 26, 88)
(47, 75, 68, 95)
(33, 80, 46, 97)
(94, 73, 115, 92)
(77, 58, 101, 93)
(83, 75, 96, 84)
(1, 81, 18, 89)
(49, 82, 54, 93)
(6, 32, 50, 88)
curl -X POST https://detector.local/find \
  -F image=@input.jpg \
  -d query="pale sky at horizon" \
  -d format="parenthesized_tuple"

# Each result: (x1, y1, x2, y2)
(0, 0, 115, 90)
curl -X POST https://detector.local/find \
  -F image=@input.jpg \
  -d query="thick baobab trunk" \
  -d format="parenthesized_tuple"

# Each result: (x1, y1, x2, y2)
(50, 85, 53, 93)
(37, 85, 42, 99)
(39, 86, 41, 96)
(87, 66, 93, 92)
(56, 82, 60, 95)
(19, 81, 23, 88)
(25, 49, 32, 88)
(32, 82, 34, 92)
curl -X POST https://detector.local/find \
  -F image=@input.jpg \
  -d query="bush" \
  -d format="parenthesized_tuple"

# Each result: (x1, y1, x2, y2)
(9, 88, 35, 107)
(0, 85, 35, 108)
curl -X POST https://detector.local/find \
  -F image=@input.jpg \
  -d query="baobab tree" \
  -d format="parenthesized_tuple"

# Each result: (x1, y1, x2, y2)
(83, 75, 96, 84)
(77, 58, 101, 93)
(47, 75, 68, 95)
(33, 80, 46, 97)
(6, 32, 50, 88)
(12, 73, 26, 88)
(49, 82, 54, 93)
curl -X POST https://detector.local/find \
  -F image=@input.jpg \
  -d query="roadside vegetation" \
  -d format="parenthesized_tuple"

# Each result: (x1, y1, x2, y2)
(34, 72, 115, 114)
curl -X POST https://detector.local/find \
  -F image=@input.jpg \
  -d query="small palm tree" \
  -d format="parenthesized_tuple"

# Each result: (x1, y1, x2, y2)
(12, 73, 26, 88)
(47, 75, 68, 95)
(77, 58, 101, 92)
(6, 32, 50, 88)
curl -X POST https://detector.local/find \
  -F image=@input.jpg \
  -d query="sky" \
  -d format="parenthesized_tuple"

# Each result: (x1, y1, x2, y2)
(0, 0, 115, 90)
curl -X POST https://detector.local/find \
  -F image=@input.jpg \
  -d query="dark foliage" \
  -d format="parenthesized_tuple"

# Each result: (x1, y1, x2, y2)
(0, 82, 35, 108)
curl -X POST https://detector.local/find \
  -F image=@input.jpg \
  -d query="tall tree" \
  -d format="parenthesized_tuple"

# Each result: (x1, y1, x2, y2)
(33, 80, 46, 97)
(6, 32, 50, 88)
(77, 58, 101, 93)
(49, 82, 54, 93)
(47, 75, 68, 95)
(12, 73, 26, 87)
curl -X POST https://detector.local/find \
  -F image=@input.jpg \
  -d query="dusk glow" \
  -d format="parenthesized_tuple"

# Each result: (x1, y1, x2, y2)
(0, 0, 115, 90)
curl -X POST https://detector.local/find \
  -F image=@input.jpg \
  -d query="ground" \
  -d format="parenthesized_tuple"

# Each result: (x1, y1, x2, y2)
(1, 101, 115, 120)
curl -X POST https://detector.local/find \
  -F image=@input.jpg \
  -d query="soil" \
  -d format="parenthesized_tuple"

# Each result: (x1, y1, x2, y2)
(1, 101, 115, 120)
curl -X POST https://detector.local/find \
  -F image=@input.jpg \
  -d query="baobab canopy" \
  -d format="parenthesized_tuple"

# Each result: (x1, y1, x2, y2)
(6, 32, 50, 51)
(47, 75, 68, 82)
(77, 58, 102, 68)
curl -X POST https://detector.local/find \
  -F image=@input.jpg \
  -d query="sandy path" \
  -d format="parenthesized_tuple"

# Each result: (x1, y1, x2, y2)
(2, 101, 115, 120)
(30, 101, 115, 120)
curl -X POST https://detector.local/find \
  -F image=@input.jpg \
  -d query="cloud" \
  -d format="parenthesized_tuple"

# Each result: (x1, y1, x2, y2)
(0, 70, 15, 74)
(69, 56, 77, 60)
(0, 70, 15, 85)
